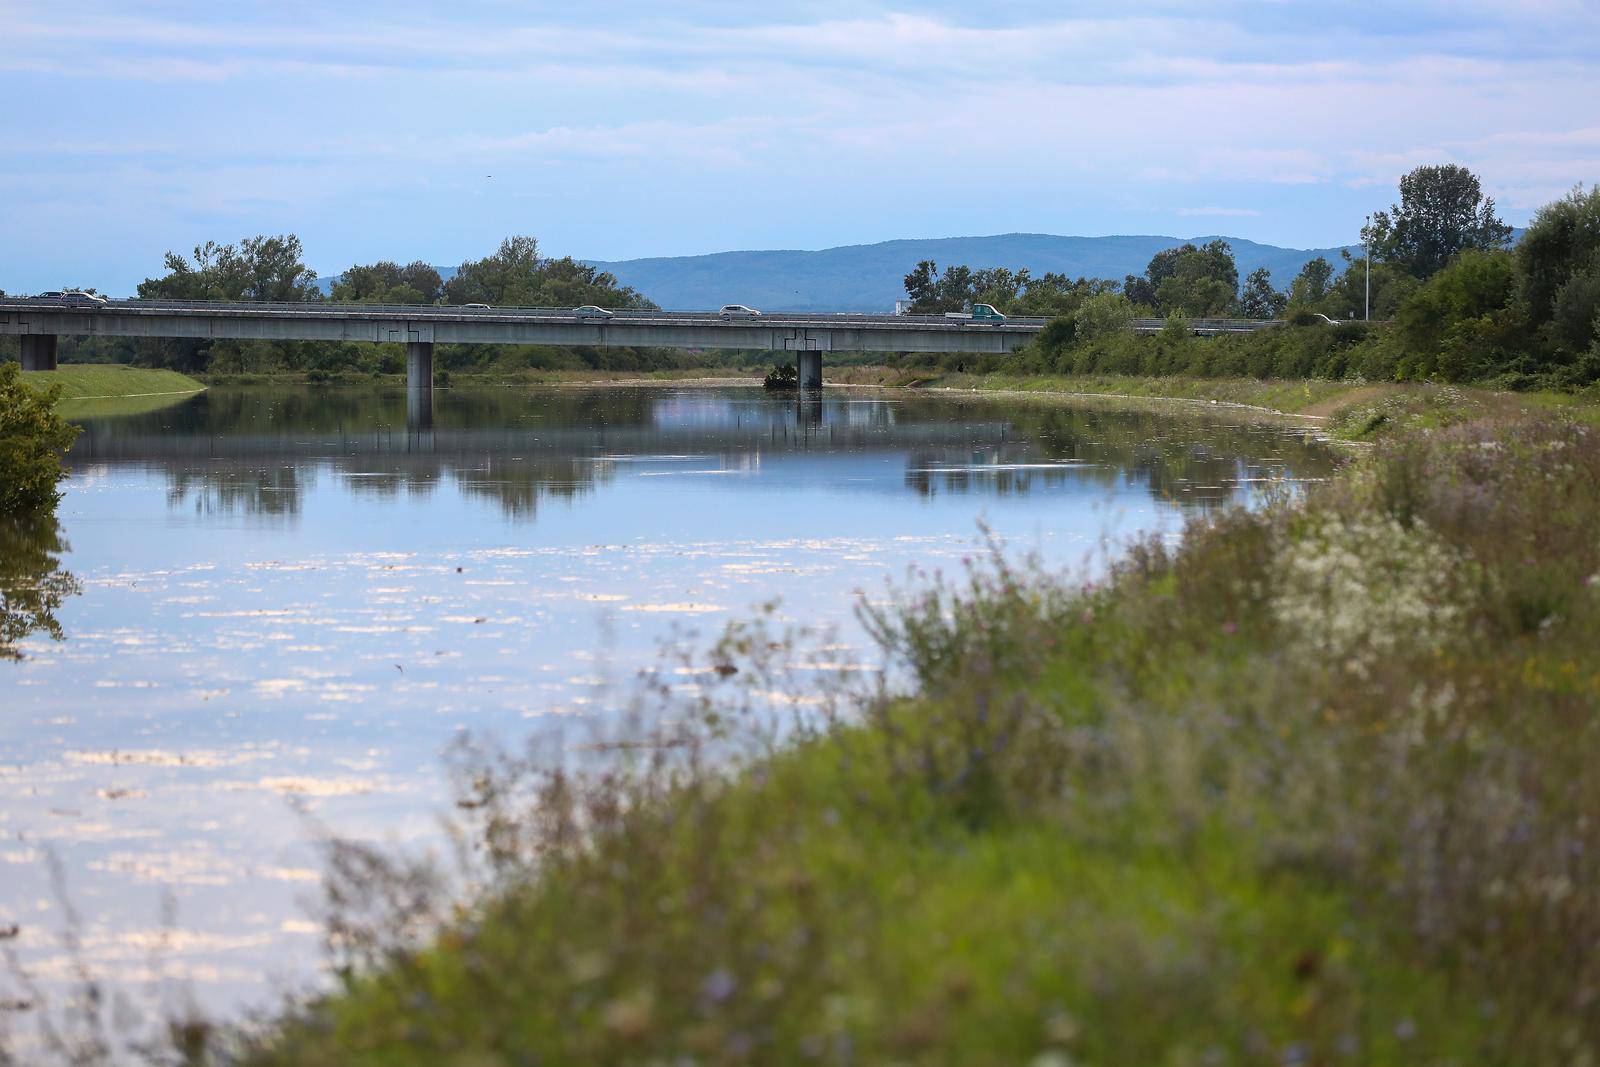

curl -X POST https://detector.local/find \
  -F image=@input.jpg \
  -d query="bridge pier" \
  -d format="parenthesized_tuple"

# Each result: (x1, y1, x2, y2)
(406, 341, 434, 437)
(20, 334, 58, 372)
(796, 350, 822, 391)
(406, 341, 434, 396)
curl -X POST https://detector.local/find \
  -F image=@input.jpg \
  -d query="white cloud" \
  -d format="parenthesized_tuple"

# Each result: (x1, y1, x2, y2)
(1, 0, 1597, 291)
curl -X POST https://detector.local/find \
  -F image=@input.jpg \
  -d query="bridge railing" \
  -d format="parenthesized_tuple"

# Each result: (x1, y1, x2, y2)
(0, 296, 1048, 328)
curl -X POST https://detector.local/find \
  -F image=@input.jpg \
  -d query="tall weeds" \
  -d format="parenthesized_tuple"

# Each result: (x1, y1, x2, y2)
(11, 412, 1600, 1065)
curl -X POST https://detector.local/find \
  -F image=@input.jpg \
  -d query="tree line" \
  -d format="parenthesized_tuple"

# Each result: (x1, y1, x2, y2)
(902, 165, 1600, 388)
(51, 236, 670, 376)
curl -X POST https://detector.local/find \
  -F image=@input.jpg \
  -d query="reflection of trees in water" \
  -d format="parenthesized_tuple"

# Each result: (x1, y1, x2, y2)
(455, 456, 612, 519)
(74, 386, 666, 440)
(0, 515, 82, 660)
(70, 387, 1335, 523)
(157, 455, 614, 522)
(165, 466, 309, 521)
(903, 406, 1332, 510)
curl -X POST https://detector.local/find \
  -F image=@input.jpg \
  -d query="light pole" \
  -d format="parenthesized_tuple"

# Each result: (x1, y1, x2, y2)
(1363, 213, 1371, 322)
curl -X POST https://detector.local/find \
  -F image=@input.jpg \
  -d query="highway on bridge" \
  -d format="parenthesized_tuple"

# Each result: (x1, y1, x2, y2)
(1, 297, 1282, 390)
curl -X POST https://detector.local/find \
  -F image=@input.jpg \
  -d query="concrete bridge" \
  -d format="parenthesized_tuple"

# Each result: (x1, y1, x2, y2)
(0, 298, 1283, 392)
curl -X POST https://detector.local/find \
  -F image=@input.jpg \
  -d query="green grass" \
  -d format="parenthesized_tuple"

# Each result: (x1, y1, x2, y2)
(20, 364, 205, 402)
(228, 397, 1600, 1066)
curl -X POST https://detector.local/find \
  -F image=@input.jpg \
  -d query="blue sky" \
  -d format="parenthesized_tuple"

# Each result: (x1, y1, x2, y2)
(3, 0, 1598, 294)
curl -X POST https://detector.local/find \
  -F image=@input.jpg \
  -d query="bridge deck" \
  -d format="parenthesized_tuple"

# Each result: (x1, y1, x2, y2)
(1, 299, 1284, 357)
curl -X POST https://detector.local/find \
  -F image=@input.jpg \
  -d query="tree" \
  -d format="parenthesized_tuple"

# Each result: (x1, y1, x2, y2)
(1517, 184, 1600, 355)
(1288, 257, 1334, 307)
(1321, 257, 1417, 321)
(0, 361, 81, 515)
(902, 260, 976, 314)
(1152, 241, 1239, 317)
(137, 235, 321, 302)
(1238, 267, 1287, 319)
(1011, 274, 1121, 317)
(1072, 292, 1136, 340)
(1391, 249, 1521, 380)
(906, 263, 1122, 319)
(1121, 242, 1240, 316)
(132, 235, 321, 372)
(1365, 164, 1513, 279)
(1122, 273, 1158, 310)
(1548, 266, 1600, 356)
(445, 237, 652, 310)
(969, 267, 1030, 311)
(332, 260, 443, 305)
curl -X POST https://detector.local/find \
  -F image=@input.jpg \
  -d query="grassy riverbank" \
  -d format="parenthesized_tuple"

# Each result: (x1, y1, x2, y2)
(234, 383, 1600, 1065)
(20, 364, 205, 402)
(198, 366, 764, 388)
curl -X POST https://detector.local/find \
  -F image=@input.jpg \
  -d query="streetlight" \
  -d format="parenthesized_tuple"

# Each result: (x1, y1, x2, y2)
(1363, 213, 1371, 322)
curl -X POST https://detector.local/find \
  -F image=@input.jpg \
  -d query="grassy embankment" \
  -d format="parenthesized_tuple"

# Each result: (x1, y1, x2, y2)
(20, 364, 205, 418)
(241, 383, 1600, 1066)
(197, 365, 765, 388)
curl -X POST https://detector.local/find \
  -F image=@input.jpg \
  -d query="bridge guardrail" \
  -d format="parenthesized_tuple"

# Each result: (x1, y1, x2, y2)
(0, 298, 1049, 331)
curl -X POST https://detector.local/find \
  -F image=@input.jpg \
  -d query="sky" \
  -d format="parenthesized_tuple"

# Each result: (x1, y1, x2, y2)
(2, 0, 1598, 295)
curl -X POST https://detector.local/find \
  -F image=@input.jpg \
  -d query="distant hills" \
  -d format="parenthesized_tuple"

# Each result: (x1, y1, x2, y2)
(318, 233, 1362, 312)
(588, 234, 1362, 312)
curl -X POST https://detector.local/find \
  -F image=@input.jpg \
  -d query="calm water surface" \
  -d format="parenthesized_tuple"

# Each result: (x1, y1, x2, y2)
(0, 384, 1336, 1015)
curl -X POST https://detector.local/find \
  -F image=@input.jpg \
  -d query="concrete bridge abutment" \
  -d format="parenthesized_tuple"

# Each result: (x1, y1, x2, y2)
(20, 334, 58, 372)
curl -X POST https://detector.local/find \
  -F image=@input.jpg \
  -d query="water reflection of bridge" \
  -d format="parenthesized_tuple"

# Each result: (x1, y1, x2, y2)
(65, 388, 1334, 523)
(68, 402, 1011, 463)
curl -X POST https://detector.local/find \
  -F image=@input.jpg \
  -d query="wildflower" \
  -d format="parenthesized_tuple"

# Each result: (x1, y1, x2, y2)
(1271, 511, 1468, 677)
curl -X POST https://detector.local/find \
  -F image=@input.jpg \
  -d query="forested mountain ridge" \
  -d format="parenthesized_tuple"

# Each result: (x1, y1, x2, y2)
(583, 233, 1363, 312)
(316, 233, 1363, 312)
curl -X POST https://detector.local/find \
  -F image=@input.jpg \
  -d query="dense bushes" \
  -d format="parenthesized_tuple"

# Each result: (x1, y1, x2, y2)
(900, 317, 1387, 381)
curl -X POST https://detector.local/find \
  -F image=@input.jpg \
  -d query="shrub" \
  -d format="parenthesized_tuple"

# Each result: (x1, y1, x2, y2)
(1390, 250, 1523, 380)
(0, 361, 80, 515)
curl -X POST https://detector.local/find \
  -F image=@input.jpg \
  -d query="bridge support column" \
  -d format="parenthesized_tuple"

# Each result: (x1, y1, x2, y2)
(796, 350, 822, 391)
(406, 341, 434, 395)
(406, 341, 434, 435)
(20, 334, 58, 372)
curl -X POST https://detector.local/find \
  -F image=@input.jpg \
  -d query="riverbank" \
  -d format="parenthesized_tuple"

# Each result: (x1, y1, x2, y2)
(236, 385, 1600, 1064)
(199, 364, 1600, 441)
(20, 363, 205, 414)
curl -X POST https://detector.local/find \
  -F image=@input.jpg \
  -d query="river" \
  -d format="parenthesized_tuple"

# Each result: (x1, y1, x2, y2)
(0, 383, 1336, 1021)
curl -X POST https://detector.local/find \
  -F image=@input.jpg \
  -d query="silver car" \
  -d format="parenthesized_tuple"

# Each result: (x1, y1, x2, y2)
(719, 304, 761, 320)
(573, 305, 613, 320)
(38, 290, 107, 307)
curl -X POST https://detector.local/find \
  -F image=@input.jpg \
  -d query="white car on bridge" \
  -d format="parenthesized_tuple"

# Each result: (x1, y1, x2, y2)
(37, 290, 108, 308)
(719, 304, 761, 320)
